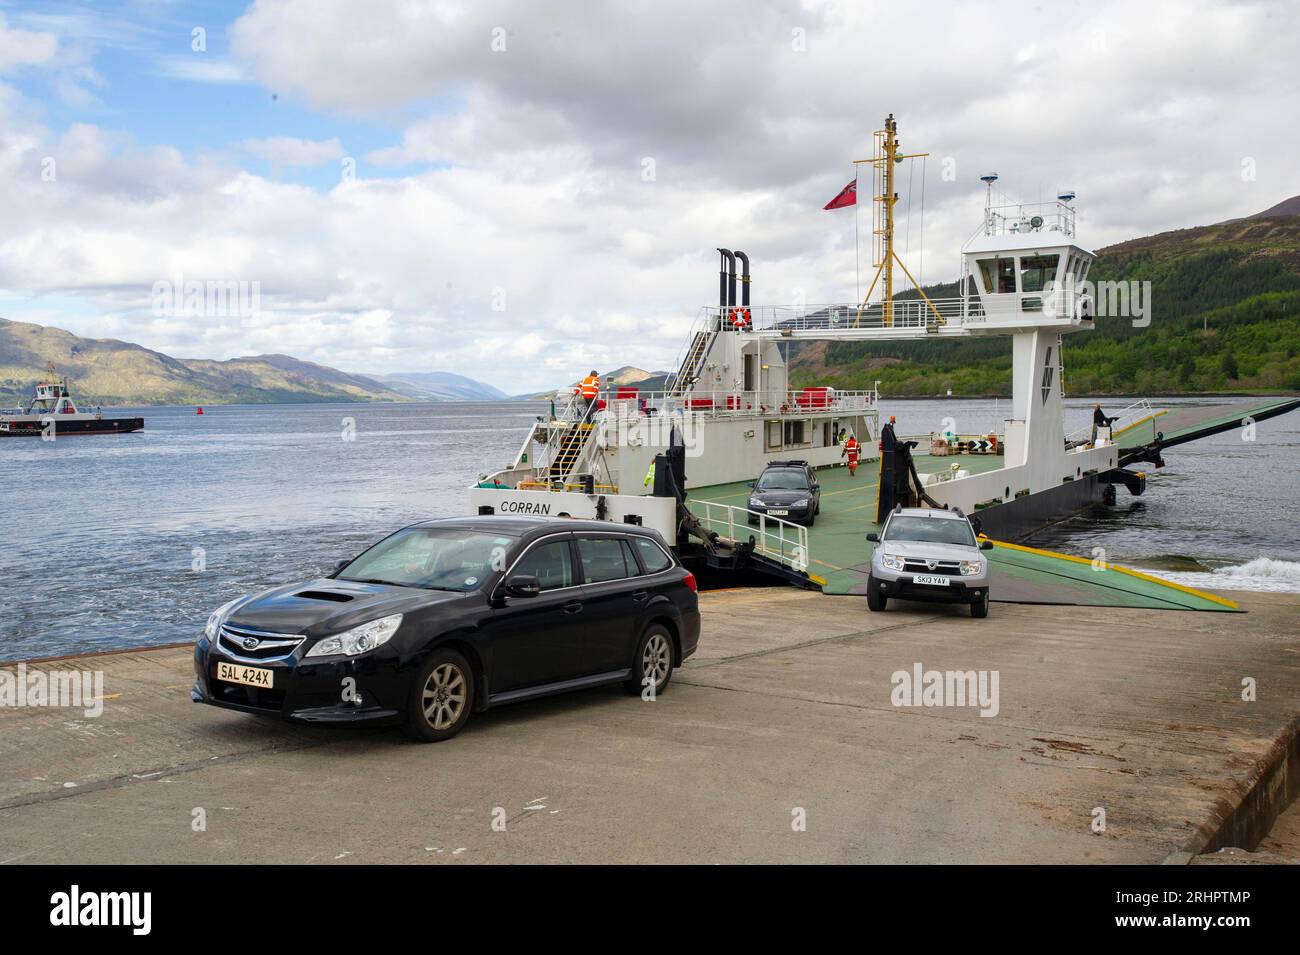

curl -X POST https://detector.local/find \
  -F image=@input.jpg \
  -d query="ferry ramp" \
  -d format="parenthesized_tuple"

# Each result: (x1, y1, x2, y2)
(1115, 396, 1300, 463)
(687, 455, 1238, 612)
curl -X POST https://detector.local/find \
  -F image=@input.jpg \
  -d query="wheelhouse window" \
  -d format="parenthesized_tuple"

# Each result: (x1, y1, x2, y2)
(1019, 254, 1060, 293)
(337, 528, 515, 591)
(977, 257, 1018, 294)
(512, 538, 575, 591)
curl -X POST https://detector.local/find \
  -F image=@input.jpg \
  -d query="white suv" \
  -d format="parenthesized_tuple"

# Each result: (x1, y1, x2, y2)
(865, 507, 994, 618)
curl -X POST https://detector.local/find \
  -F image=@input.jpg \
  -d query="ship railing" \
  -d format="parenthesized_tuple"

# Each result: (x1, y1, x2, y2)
(687, 499, 810, 573)
(1065, 398, 1159, 445)
(598, 388, 878, 419)
(701, 298, 980, 336)
(978, 200, 1076, 240)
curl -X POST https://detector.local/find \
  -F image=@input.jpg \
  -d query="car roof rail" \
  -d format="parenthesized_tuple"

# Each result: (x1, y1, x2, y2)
(766, 459, 809, 468)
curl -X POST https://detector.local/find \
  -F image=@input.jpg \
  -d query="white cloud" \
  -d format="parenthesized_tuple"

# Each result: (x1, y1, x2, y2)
(244, 136, 345, 167)
(0, 0, 1296, 394)
(0, 13, 58, 73)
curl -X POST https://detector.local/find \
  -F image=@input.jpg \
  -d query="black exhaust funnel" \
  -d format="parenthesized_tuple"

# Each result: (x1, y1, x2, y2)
(716, 248, 734, 310)
(734, 251, 750, 307)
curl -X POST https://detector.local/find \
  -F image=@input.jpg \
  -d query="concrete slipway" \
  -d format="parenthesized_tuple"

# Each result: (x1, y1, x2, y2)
(1, 587, 1296, 864)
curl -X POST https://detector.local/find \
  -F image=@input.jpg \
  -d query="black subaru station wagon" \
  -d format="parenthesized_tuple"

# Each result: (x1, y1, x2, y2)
(192, 517, 701, 742)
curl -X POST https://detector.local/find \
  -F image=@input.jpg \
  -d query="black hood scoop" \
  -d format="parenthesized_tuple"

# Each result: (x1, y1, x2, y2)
(295, 590, 355, 602)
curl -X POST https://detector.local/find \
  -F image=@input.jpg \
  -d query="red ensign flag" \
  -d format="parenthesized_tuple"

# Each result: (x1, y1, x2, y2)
(823, 179, 857, 210)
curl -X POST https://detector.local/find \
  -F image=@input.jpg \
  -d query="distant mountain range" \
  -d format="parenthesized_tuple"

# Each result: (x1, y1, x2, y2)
(372, 371, 509, 401)
(0, 318, 504, 406)
(524, 365, 672, 400)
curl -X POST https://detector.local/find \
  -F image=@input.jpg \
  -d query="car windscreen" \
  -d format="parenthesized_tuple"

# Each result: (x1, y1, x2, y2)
(337, 528, 516, 591)
(756, 470, 809, 491)
(882, 516, 976, 547)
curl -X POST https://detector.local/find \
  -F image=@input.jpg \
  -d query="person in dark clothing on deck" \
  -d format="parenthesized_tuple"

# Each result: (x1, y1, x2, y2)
(1091, 403, 1116, 444)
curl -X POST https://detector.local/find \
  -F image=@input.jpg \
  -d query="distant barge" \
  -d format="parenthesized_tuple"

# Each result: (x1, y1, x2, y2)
(0, 368, 143, 437)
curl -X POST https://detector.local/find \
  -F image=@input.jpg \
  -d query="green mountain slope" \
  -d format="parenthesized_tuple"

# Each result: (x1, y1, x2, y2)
(791, 202, 1300, 396)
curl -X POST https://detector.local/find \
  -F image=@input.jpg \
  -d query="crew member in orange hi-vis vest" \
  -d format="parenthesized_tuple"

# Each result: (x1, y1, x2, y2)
(842, 432, 861, 476)
(576, 370, 600, 419)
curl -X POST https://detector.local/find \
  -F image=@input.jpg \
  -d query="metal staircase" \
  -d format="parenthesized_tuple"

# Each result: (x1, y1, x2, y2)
(547, 421, 594, 482)
(669, 329, 711, 396)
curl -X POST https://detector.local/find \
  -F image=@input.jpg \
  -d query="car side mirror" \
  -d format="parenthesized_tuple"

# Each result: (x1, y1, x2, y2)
(504, 575, 541, 598)
(866, 532, 880, 542)
(333, 559, 348, 573)
(980, 540, 994, 550)
(747, 481, 756, 488)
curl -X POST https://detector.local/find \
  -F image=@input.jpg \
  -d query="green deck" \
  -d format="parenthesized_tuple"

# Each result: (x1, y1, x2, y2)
(687, 453, 1239, 613)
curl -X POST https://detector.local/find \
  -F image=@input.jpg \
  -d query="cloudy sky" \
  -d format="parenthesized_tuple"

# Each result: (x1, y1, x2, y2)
(0, 0, 1296, 392)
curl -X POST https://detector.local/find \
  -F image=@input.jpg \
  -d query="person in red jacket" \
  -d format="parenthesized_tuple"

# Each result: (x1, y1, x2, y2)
(841, 431, 861, 476)
(575, 370, 600, 420)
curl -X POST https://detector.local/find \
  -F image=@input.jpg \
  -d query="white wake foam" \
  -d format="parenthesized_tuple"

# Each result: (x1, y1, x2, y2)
(1147, 558, 1300, 594)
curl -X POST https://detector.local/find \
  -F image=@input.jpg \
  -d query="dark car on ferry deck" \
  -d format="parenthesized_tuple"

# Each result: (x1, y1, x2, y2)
(192, 516, 700, 742)
(747, 460, 822, 527)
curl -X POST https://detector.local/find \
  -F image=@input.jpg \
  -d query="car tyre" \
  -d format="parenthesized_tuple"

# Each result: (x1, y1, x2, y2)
(866, 575, 887, 612)
(624, 623, 674, 697)
(971, 591, 990, 619)
(403, 647, 474, 743)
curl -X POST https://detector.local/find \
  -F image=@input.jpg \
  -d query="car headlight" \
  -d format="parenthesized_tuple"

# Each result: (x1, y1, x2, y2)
(305, 613, 404, 658)
(792, 498, 809, 507)
(202, 597, 245, 641)
(960, 560, 982, 577)
(880, 553, 905, 572)
(749, 498, 764, 507)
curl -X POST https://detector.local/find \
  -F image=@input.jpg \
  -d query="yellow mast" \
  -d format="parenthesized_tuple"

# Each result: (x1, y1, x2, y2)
(853, 114, 944, 328)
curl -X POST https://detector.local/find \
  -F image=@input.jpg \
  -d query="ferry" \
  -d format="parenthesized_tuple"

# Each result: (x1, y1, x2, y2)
(469, 115, 1300, 590)
(0, 366, 144, 437)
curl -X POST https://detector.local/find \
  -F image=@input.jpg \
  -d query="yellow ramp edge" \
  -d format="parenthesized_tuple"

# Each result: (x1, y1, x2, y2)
(982, 537, 1239, 610)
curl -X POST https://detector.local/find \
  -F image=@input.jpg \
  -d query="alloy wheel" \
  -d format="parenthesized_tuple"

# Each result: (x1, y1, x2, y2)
(643, 633, 671, 686)
(421, 662, 467, 730)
